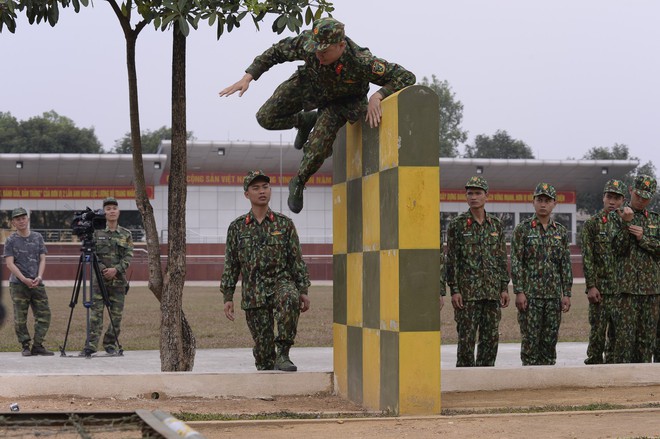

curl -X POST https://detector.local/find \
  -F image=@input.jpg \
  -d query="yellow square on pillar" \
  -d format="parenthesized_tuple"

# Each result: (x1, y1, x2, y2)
(380, 249, 399, 331)
(346, 252, 363, 327)
(399, 331, 441, 414)
(379, 90, 400, 171)
(398, 167, 440, 250)
(333, 183, 347, 255)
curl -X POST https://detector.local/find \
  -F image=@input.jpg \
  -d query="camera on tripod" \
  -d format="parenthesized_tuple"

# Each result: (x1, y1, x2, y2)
(71, 208, 106, 240)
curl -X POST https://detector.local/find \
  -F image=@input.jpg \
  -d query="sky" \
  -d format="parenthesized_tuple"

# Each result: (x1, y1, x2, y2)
(2, 0, 659, 170)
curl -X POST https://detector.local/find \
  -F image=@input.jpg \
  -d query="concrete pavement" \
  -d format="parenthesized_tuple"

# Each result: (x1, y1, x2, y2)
(1, 343, 659, 399)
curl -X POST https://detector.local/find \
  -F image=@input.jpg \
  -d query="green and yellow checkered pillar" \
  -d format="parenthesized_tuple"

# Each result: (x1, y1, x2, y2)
(332, 85, 442, 415)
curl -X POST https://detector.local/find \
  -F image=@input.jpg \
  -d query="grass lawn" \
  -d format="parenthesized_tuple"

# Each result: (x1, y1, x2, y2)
(0, 283, 589, 352)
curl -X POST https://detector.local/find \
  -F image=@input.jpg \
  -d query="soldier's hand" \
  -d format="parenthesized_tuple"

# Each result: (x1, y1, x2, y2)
(300, 294, 310, 313)
(224, 301, 235, 321)
(365, 92, 383, 128)
(616, 206, 634, 222)
(102, 268, 118, 280)
(586, 287, 602, 304)
(451, 293, 464, 310)
(515, 292, 528, 311)
(219, 73, 253, 98)
(628, 225, 644, 240)
(21, 277, 33, 288)
(561, 296, 571, 313)
(500, 291, 510, 308)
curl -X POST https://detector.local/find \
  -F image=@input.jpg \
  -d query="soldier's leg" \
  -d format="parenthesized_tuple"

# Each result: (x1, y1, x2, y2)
(655, 311, 660, 363)
(634, 295, 659, 363)
(102, 287, 126, 351)
(245, 306, 276, 370)
(272, 284, 301, 349)
(29, 285, 51, 347)
(518, 298, 543, 366)
(613, 294, 634, 363)
(475, 300, 501, 367)
(9, 283, 32, 348)
(454, 301, 478, 367)
(585, 301, 606, 364)
(538, 298, 561, 365)
(86, 288, 106, 352)
(297, 107, 347, 182)
(603, 295, 619, 364)
(255, 76, 304, 130)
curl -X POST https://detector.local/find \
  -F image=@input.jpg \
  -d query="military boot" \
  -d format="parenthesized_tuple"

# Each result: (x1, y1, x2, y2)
(288, 175, 305, 214)
(275, 346, 297, 372)
(21, 343, 32, 357)
(31, 344, 54, 356)
(294, 111, 317, 150)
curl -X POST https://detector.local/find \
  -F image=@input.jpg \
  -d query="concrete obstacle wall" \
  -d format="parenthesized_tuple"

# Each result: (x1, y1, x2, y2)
(331, 85, 442, 415)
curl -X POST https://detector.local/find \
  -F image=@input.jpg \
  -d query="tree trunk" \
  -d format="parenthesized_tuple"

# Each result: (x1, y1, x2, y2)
(160, 22, 196, 371)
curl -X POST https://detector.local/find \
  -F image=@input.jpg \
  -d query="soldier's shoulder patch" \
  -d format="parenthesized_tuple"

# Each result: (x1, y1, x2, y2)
(371, 60, 386, 76)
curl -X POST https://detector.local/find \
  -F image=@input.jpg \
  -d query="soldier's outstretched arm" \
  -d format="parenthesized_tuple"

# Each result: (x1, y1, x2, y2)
(219, 73, 254, 98)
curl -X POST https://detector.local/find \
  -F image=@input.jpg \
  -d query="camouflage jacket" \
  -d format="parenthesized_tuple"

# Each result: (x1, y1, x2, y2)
(611, 203, 660, 295)
(3, 231, 47, 283)
(511, 215, 572, 299)
(94, 225, 133, 287)
(445, 210, 509, 301)
(245, 33, 416, 121)
(580, 209, 619, 295)
(221, 208, 310, 310)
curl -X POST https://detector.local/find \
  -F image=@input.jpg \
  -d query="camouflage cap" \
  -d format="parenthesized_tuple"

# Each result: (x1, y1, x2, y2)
(11, 207, 28, 218)
(465, 176, 489, 192)
(603, 179, 626, 196)
(243, 170, 270, 191)
(103, 197, 118, 207)
(533, 182, 557, 200)
(632, 174, 657, 200)
(304, 17, 345, 52)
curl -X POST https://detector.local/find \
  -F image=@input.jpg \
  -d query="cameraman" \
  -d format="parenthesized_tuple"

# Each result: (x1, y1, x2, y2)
(83, 197, 133, 356)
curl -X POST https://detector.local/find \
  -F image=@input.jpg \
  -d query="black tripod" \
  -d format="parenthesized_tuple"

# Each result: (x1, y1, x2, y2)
(60, 236, 123, 358)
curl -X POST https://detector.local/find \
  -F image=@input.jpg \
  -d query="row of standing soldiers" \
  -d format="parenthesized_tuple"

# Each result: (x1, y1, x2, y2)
(444, 175, 659, 366)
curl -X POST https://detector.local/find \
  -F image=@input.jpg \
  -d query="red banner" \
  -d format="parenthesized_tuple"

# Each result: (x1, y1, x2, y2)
(441, 189, 576, 204)
(160, 172, 332, 186)
(0, 186, 154, 200)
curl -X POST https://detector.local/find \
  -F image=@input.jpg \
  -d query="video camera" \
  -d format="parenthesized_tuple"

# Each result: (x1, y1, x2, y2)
(71, 207, 106, 239)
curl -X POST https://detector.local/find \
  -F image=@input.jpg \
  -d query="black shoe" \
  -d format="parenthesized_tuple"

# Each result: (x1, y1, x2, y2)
(105, 347, 117, 355)
(21, 345, 32, 357)
(78, 348, 96, 357)
(294, 111, 317, 150)
(288, 175, 305, 214)
(31, 345, 54, 356)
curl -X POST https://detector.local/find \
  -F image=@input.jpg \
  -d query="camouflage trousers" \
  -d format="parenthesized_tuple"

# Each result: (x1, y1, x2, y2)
(255, 76, 351, 183)
(517, 298, 562, 366)
(585, 295, 620, 364)
(613, 294, 659, 363)
(655, 317, 660, 363)
(87, 285, 126, 352)
(453, 300, 501, 367)
(9, 283, 51, 347)
(244, 283, 301, 370)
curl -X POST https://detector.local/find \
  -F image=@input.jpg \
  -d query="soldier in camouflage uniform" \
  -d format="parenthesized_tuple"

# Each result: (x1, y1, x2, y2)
(445, 176, 510, 367)
(221, 170, 311, 371)
(3, 207, 53, 356)
(83, 197, 134, 356)
(610, 175, 659, 363)
(581, 179, 627, 364)
(219, 17, 415, 214)
(511, 183, 572, 366)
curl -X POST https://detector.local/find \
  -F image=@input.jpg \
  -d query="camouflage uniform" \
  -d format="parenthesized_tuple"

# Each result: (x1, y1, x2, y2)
(611, 175, 659, 363)
(221, 204, 310, 371)
(3, 227, 51, 350)
(88, 219, 133, 353)
(246, 18, 415, 185)
(511, 184, 572, 366)
(445, 177, 509, 367)
(580, 179, 626, 364)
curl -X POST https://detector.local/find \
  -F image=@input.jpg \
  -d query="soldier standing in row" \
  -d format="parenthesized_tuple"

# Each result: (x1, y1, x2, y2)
(83, 197, 134, 356)
(219, 17, 415, 213)
(3, 208, 53, 356)
(445, 176, 510, 367)
(611, 175, 659, 363)
(511, 183, 572, 366)
(221, 170, 311, 371)
(580, 179, 627, 364)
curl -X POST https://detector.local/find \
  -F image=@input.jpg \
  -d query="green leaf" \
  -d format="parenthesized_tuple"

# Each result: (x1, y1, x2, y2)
(47, 2, 59, 26)
(305, 6, 313, 24)
(208, 12, 216, 26)
(177, 0, 186, 13)
(216, 19, 224, 39)
(178, 15, 189, 35)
